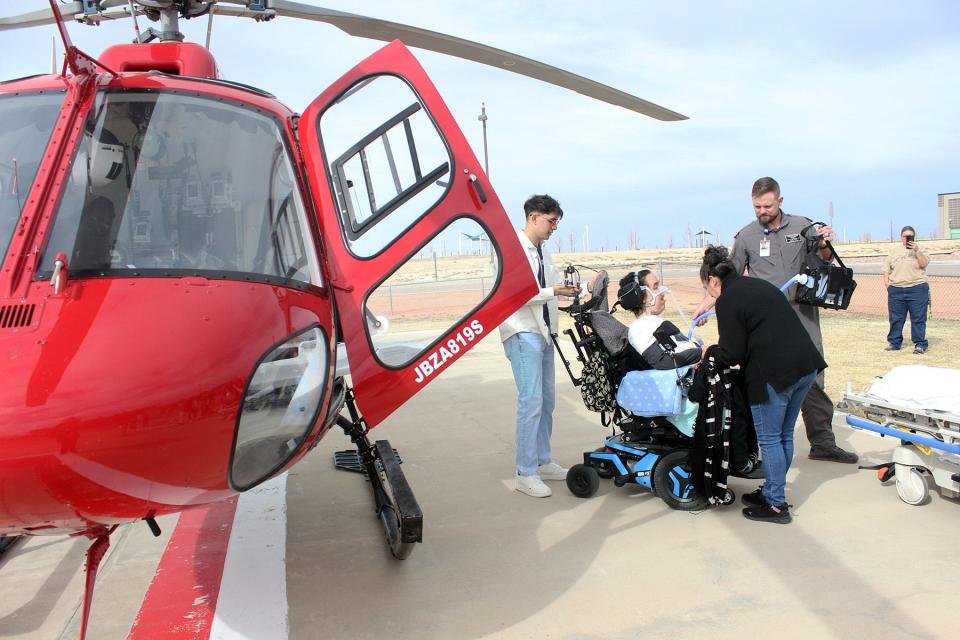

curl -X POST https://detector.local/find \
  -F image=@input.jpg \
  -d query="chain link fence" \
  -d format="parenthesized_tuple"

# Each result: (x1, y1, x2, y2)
(363, 258, 960, 326)
(650, 259, 960, 321)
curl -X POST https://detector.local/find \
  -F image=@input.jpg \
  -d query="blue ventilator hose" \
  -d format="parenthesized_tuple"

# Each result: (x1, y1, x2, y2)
(688, 275, 800, 340)
(846, 415, 960, 455)
(779, 275, 800, 293)
(688, 311, 714, 340)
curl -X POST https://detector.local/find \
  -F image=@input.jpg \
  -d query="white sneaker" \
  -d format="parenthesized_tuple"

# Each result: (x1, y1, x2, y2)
(537, 461, 569, 481)
(516, 474, 552, 497)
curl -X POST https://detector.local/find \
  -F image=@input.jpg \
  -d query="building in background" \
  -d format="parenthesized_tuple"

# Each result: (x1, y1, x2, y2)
(938, 192, 960, 239)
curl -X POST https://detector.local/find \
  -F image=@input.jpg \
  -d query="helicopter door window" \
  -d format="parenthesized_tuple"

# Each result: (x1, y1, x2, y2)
(319, 75, 451, 258)
(0, 92, 65, 260)
(364, 217, 500, 368)
(37, 91, 320, 288)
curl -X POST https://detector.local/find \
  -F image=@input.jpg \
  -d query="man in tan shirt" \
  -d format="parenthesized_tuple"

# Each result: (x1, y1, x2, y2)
(883, 225, 930, 353)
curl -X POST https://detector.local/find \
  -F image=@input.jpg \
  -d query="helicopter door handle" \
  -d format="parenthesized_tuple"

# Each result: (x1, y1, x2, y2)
(468, 174, 487, 204)
(50, 252, 69, 295)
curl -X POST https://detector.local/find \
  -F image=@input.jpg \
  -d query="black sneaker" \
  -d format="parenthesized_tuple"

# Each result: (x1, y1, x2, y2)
(809, 445, 858, 464)
(741, 486, 765, 507)
(884, 344, 901, 351)
(913, 345, 927, 354)
(743, 502, 792, 524)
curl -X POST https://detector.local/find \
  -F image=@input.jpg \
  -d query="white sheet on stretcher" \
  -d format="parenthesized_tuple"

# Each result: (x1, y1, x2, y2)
(866, 365, 960, 414)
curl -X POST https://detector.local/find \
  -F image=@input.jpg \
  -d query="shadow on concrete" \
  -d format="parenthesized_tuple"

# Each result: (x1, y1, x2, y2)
(0, 537, 84, 635)
(286, 356, 948, 638)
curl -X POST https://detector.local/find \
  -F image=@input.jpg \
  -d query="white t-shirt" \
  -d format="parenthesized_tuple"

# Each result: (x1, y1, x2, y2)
(628, 315, 701, 368)
(498, 229, 562, 341)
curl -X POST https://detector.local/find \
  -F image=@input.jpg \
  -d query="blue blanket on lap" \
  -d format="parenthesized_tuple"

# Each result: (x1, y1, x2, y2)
(616, 367, 693, 417)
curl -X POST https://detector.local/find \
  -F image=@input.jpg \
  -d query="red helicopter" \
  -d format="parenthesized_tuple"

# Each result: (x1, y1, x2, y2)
(0, 1, 685, 636)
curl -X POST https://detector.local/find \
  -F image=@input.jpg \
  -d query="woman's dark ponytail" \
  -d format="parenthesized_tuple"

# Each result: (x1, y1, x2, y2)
(699, 245, 736, 283)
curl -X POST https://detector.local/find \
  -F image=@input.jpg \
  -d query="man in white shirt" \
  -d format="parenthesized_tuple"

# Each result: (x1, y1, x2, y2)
(499, 195, 579, 497)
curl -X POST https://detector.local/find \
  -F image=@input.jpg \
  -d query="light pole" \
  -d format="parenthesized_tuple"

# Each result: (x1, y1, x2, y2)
(478, 102, 489, 177)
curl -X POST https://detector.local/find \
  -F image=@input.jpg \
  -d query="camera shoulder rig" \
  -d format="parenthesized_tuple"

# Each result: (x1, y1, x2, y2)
(795, 221, 857, 310)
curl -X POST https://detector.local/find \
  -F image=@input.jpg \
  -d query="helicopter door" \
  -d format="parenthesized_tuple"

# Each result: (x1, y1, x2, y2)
(300, 41, 536, 427)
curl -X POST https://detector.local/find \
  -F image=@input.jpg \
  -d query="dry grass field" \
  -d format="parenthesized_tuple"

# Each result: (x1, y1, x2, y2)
(386, 239, 960, 285)
(550, 238, 960, 272)
(659, 310, 960, 396)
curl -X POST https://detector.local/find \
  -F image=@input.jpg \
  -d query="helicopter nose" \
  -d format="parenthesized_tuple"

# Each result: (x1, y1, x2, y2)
(0, 278, 335, 533)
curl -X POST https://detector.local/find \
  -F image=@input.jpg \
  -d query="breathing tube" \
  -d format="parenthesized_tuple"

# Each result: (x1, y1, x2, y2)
(780, 273, 805, 292)
(623, 285, 706, 346)
(657, 287, 705, 345)
(687, 274, 807, 339)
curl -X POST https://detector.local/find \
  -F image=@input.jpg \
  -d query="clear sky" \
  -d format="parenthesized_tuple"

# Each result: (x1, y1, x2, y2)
(3, 1, 958, 252)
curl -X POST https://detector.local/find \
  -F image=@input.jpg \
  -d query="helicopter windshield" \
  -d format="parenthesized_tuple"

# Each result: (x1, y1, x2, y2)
(0, 92, 64, 261)
(38, 91, 318, 286)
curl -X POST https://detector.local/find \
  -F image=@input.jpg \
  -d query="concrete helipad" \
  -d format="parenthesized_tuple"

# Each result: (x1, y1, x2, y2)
(1, 336, 956, 640)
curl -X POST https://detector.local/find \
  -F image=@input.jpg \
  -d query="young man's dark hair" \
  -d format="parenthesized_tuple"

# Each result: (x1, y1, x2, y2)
(751, 176, 780, 199)
(523, 194, 563, 219)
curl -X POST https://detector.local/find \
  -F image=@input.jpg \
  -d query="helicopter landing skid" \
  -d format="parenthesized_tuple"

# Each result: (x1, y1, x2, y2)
(336, 395, 422, 560)
(0, 535, 19, 556)
(333, 447, 403, 473)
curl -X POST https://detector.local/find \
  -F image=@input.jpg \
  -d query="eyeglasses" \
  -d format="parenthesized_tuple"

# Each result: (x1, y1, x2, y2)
(539, 215, 561, 227)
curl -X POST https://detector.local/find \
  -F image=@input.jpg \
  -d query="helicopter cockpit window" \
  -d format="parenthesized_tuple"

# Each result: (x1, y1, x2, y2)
(37, 91, 320, 287)
(0, 92, 64, 261)
(319, 75, 451, 258)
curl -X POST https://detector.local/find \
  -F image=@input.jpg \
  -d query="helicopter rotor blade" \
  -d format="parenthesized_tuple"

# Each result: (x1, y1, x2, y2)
(216, 0, 688, 121)
(0, 4, 80, 30)
(0, 1, 138, 30)
(1, 0, 687, 120)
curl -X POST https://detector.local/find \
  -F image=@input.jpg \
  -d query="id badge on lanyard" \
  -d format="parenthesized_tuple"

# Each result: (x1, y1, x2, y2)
(759, 236, 771, 257)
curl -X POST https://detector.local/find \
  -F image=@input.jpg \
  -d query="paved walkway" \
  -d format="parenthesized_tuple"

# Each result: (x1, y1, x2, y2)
(0, 337, 955, 639)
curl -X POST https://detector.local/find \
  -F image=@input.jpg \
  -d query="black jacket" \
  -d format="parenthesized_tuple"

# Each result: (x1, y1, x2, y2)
(714, 275, 827, 404)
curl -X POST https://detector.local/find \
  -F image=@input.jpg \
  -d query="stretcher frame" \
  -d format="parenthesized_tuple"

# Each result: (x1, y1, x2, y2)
(839, 390, 960, 505)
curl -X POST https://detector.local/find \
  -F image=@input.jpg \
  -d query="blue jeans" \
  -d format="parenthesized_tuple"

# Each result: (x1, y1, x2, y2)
(750, 371, 817, 506)
(504, 332, 555, 476)
(887, 283, 929, 349)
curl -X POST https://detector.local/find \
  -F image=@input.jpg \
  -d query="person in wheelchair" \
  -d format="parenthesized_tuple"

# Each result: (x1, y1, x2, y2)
(617, 269, 762, 481)
(616, 270, 702, 370)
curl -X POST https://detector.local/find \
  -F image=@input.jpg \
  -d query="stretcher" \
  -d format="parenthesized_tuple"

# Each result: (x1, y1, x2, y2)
(838, 365, 960, 505)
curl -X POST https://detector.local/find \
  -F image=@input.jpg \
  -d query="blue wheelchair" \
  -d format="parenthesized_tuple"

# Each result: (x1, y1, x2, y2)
(555, 269, 735, 511)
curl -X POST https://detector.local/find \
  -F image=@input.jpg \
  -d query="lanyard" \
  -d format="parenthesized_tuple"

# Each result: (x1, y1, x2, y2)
(536, 245, 550, 328)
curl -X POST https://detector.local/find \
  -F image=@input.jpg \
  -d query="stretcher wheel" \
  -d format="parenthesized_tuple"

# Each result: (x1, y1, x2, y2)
(591, 448, 615, 479)
(896, 467, 930, 506)
(567, 464, 600, 498)
(719, 489, 736, 506)
(653, 450, 709, 511)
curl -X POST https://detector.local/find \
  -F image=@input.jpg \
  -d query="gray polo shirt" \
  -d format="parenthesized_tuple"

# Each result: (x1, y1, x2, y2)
(730, 212, 826, 350)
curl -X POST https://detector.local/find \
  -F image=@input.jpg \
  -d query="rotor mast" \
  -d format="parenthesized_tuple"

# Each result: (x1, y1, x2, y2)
(134, 1, 194, 43)
(156, 5, 182, 42)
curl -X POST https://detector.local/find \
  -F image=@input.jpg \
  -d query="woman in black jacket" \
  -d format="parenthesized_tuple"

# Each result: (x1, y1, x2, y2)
(700, 246, 826, 524)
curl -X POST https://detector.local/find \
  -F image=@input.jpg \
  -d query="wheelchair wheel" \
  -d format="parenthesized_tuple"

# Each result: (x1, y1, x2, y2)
(567, 464, 600, 498)
(591, 448, 615, 479)
(653, 450, 709, 511)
